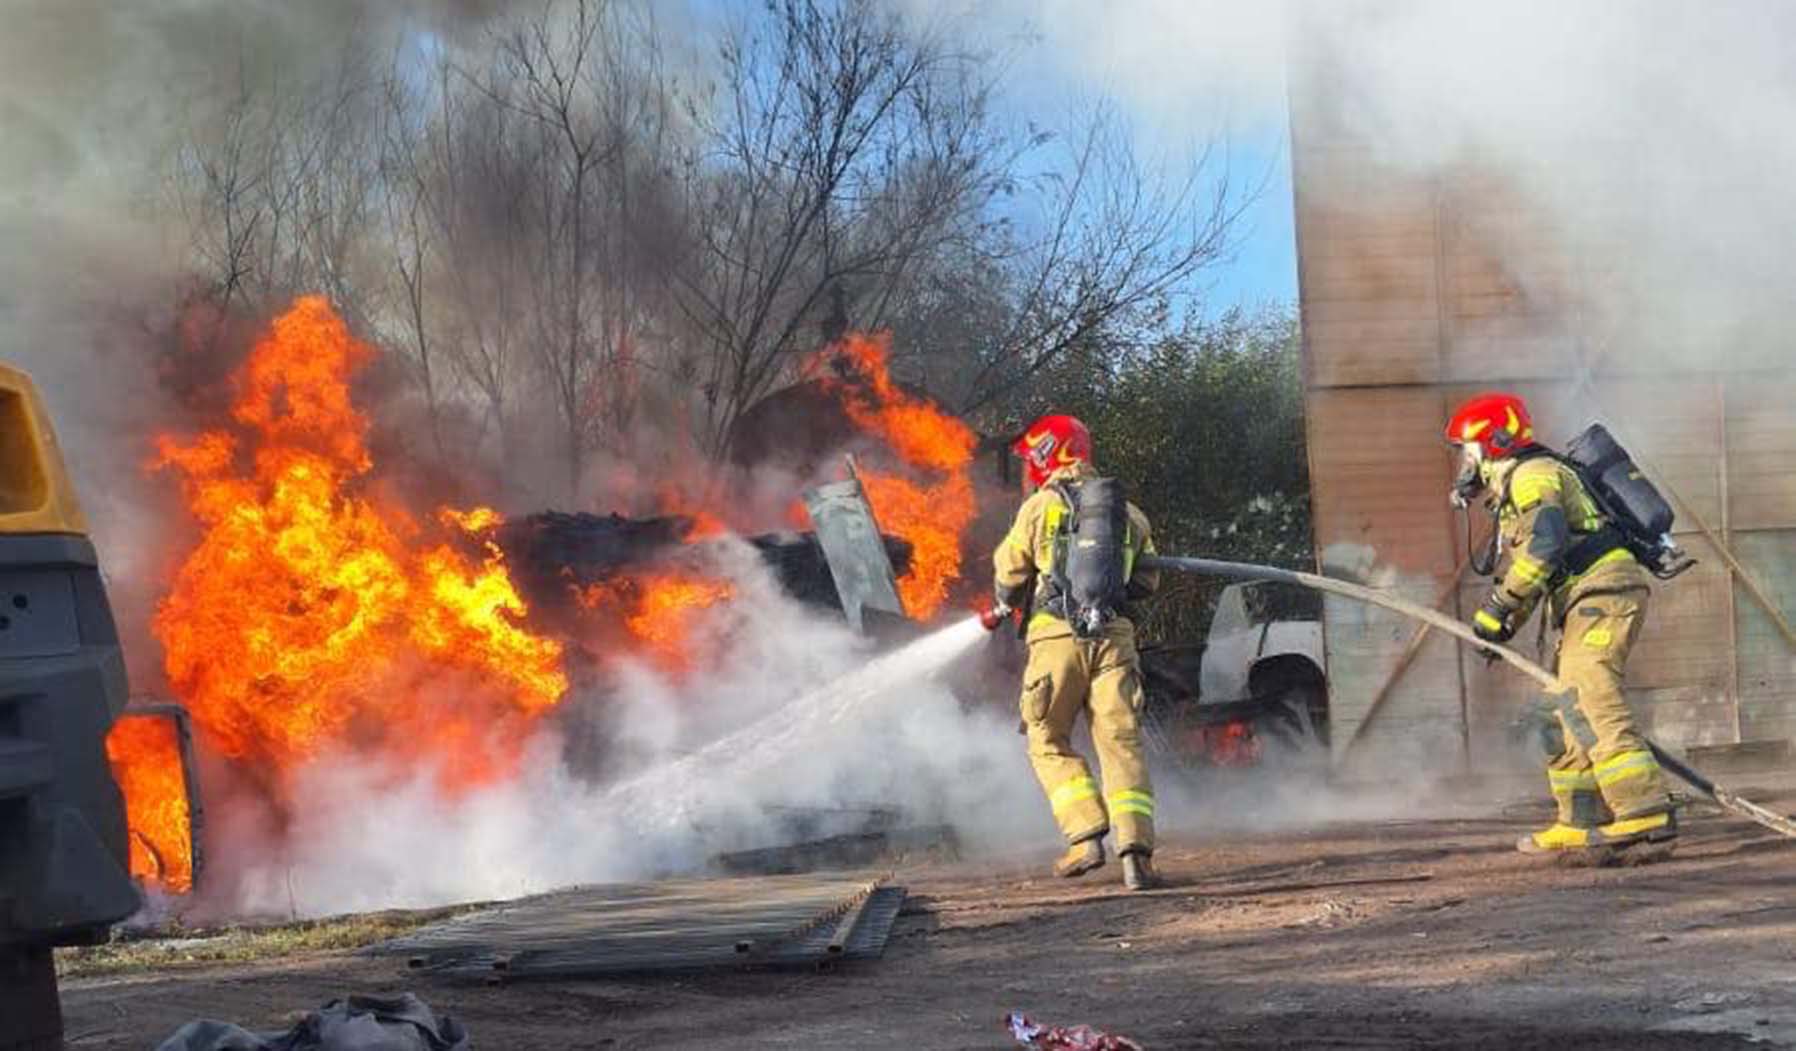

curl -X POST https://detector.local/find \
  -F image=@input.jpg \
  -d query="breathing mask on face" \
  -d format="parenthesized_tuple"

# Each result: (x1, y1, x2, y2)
(1449, 441, 1503, 577)
(1449, 442, 1486, 509)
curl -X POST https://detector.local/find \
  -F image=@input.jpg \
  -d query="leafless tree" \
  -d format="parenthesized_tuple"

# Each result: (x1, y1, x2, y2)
(671, 0, 1005, 453)
(172, 36, 387, 331)
(483, 0, 676, 500)
(421, 56, 538, 471)
(161, 1, 1256, 502)
(949, 103, 1255, 416)
(378, 60, 449, 462)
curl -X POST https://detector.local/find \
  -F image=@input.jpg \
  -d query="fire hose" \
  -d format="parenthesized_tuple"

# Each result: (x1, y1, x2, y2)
(1138, 554, 1796, 840)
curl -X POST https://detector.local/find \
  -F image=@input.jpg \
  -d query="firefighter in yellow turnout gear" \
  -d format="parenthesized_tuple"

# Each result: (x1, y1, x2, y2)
(991, 414, 1163, 890)
(1446, 394, 1676, 854)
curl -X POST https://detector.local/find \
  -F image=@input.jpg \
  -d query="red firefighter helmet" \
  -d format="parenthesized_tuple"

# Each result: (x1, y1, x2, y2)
(1445, 392, 1535, 460)
(1012, 414, 1092, 490)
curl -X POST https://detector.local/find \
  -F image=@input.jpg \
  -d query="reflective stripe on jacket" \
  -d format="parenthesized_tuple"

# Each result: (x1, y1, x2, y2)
(1492, 455, 1650, 620)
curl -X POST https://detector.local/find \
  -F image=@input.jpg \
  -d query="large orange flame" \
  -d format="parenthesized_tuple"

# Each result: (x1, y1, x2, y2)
(104, 711, 193, 893)
(654, 485, 730, 540)
(115, 306, 982, 892)
(810, 333, 978, 619)
(576, 572, 735, 672)
(151, 296, 566, 805)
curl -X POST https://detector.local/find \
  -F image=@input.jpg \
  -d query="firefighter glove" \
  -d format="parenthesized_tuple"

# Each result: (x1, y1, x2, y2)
(1472, 591, 1519, 644)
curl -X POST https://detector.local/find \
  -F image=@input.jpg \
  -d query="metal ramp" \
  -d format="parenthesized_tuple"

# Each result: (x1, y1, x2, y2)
(370, 872, 906, 983)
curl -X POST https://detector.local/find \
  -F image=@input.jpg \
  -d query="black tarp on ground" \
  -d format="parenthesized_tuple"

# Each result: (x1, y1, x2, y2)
(154, 993, 467, 1051)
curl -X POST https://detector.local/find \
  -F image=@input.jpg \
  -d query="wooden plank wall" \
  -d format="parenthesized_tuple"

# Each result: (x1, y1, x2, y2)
(1292, 64, 1796, 777)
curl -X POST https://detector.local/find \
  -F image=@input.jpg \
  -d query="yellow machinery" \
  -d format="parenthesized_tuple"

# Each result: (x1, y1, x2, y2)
(0, 364, 139, 1050)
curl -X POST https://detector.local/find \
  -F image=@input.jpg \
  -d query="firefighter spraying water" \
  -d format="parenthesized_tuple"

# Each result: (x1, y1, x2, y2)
(984, 415, 1163, 892)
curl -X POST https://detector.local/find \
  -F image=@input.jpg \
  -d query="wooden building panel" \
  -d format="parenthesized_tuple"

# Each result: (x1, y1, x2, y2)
(1306, 387, 1458, 577)
(1733, 531, 1796, 743)
(1330, 613, 1467, 777)
(1292, 43, 1796, 764)
(1596, 378, 1724, 533)
(1442, 266, 1581, 302)
(1302, 297, 1440, 325)
(1306, 342, 1439, 389)
(1303, 233, 1439, 262)
(1634, 548, 1739, 749)
(1293, 155, 1437, 239)
(1302, 319, 1439, 349)
(1719, 341, 1796, 374)
(1297, 184, 1435, 221)
(1303, 253, 1438, 289)
(1307, 386, 1468, 766)
(1633, 562, 1730, 685)
(1293, 145, 1429, 186)
(1305, 342, 1440, 390)
(1295, 208, 1438, 242)
(1637, 686, 1739, 748)
(1298, 185, 1441, 387)
(1436, 198, 1587, 384)
(1440, 324, 1579, 385)
(1727, 374, 1796, 531)
(1300, 268, 1438, 305)
(1441, 223, 1578, 303)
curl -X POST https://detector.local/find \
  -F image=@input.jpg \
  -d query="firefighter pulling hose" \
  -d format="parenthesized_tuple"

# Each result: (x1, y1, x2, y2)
(1134, 551, 1796, 843)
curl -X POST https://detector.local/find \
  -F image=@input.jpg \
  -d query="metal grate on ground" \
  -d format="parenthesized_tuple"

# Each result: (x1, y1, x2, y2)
(367, 871, 906, 983)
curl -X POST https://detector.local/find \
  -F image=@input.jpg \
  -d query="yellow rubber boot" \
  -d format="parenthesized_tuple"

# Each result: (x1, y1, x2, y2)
(1516, 822, 1598, 854)
(1598, 810, 1677, 847)
(1519, 781, 1608, 854)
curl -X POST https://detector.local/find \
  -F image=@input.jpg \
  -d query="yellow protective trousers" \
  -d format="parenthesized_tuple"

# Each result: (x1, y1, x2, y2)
(1545, 587, 1672, 823)
(1019, 626, 1155, 852)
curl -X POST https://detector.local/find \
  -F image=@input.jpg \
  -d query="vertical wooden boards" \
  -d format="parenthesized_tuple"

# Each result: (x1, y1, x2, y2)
(1733, 532, 1796, 744)
(1305, 387, 1465, 770)
(1296, 150, 1443, 388)
(1291, 35, 1796, 763)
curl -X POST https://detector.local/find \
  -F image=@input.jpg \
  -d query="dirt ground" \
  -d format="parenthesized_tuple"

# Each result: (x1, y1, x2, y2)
(61, 789, 1796, 1050)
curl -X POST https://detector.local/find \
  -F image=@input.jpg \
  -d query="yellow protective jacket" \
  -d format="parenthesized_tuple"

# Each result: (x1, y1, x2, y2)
(992, 461, 1158, 640)
(1489, 453, 1651, 624)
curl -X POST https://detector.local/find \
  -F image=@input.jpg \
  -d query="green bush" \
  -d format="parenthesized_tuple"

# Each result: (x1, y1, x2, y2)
(1005, 304, 1312, 642)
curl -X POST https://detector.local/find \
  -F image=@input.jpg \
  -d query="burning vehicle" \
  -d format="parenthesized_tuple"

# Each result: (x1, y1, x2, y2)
(97, 297, 988, 908)
(92, 291, 1326, 933)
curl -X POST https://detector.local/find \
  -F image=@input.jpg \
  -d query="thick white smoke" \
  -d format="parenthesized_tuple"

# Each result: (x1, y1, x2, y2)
(32, 0, 1741, 915)
(0, 2, 513, 679)
(202, 541, 1047, 918)
(942, 0, 1796, 370)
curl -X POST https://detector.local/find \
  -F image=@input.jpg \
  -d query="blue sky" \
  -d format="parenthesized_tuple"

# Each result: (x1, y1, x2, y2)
(953, 3, 1301, 318)
(680, 0, 1301, 317)
(1194, 132, 1297, 315)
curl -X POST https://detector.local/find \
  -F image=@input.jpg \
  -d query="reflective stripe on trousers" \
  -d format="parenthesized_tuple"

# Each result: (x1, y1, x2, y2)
(1545, 587, 1671, 820)
(1018, 629, 1156, 851)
